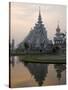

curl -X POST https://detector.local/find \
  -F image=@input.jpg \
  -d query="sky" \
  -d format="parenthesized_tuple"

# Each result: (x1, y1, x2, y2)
(11, 2, 66, 47)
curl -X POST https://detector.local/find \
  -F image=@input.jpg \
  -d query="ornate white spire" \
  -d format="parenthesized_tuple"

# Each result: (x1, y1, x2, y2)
(38, 7, 42, 23)
(39, 6, 41, 17)
(56, 21, 60, 33)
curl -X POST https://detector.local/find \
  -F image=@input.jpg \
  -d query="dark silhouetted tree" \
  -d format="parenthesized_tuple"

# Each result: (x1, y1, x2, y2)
(24, 42, 29, 50)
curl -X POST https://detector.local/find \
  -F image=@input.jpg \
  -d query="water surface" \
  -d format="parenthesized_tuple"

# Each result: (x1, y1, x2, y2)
(10, 56, 66, 88)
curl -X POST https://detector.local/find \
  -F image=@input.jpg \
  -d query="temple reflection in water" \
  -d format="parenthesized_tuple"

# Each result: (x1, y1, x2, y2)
(54, 64, 66, 84)
(10, 56, 66, 87)
(17, 57, 66, 86)
(23, 62, 48, 86)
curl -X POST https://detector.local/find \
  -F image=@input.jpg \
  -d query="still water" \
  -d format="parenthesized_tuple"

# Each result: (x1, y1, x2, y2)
(10, 56, 66, 88)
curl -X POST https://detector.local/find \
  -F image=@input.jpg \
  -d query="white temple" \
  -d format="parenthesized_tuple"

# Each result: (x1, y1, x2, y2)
(18, 8, 50, 51)
(54, 23, 66, 46)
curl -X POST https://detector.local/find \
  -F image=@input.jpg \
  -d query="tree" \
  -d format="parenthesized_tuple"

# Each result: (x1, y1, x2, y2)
(24, 42, 29, 50)
(52, 46, 60, 54)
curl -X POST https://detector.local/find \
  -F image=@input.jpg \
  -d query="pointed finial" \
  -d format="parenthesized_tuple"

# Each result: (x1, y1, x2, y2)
(37, 6, 42, 23)
(39, 6, 41, 16)
(39, 6, 40, 12)
(57, 20, 60, 28)
(56, 20, 60, 33)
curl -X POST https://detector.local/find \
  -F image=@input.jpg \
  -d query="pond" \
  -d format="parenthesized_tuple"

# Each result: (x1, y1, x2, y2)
(10, 56, 66, 88)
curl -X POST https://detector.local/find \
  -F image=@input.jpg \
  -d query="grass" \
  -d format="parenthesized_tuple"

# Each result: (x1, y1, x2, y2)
(19, 54, 66, 64)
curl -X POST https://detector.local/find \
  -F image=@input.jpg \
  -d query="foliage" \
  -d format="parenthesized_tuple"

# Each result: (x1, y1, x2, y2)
(24, 42, 29, 50)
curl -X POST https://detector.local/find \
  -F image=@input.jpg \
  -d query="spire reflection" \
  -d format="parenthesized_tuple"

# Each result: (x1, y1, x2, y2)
(20, 59, 48, 86)
(54, 64, 66, 84)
